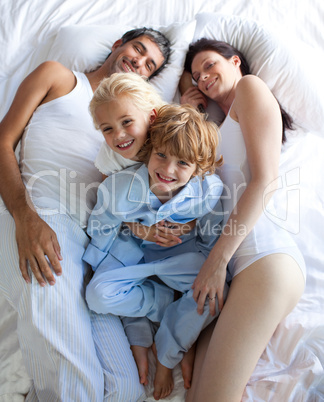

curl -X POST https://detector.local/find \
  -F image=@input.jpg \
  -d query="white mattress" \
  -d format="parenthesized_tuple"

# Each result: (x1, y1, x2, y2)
(0, 1, 323, 401)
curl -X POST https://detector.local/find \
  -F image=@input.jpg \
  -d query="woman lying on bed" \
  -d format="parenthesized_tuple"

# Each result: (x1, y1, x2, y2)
(175, 39, 307, 401)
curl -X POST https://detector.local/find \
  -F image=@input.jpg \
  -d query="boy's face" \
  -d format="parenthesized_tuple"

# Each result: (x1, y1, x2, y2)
(95, 96, 155, 161)
(148, 148, 197, 202)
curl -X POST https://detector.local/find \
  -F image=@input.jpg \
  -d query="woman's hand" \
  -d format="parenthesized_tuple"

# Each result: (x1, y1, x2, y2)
(14, 208, 63, 287)
(192, 252, 228, 316)
(125, 219, 196, 247)
(179, 71, 208, 109)
(180, 86, 208, 110)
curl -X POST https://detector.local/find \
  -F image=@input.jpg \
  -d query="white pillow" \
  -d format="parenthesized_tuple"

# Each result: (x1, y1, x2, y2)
(47, 21, 196, 103)
(193, 13, 324, 133)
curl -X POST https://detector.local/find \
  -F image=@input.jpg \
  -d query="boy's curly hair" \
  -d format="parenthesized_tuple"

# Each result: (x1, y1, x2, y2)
(137, 103, 223, 177)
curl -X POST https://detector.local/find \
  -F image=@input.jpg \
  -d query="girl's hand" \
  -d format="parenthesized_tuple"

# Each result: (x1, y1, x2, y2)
(192, 253, 227, 316)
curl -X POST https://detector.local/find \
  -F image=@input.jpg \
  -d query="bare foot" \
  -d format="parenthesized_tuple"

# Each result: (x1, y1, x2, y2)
(131, 345, 149, 386)
(180, 344, 196, 389)
(153, 359, 174, 400)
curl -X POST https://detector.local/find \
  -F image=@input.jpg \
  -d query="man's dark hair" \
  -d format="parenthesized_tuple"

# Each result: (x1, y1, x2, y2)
(121, 27, 171, 78)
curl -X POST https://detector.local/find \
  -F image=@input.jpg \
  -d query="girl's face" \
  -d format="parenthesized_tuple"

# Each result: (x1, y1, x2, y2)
(147, 148, 197, 202)
(95, 96, 156, 161)
(191, 50, 241, 102)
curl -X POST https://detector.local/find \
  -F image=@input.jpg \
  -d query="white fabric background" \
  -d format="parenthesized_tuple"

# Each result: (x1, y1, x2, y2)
(0, 1, 323, 401)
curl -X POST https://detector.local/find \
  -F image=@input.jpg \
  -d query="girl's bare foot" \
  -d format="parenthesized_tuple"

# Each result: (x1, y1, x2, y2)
(131, 345, 149, 386)
(153, 359, 174, 400)
(180, 344, 196, 389)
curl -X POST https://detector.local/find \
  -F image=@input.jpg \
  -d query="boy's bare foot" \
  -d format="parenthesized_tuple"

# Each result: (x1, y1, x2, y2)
(131, 345, 149, 386)
(180, 344, 196, 389)
(153, 359, 174, 400)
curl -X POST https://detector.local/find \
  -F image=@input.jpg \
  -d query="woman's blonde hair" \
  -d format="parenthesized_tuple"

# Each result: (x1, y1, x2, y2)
(89, 72, 166, 129)
(137, 103, 223, 177)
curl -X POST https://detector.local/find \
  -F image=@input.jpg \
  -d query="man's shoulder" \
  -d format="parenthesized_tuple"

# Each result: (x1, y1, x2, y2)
(38, 60, 71, 72)
(32, 61, 73, 80)
(29, 61, 77, 102)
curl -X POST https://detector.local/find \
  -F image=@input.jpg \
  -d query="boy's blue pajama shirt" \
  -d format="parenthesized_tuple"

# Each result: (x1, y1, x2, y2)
(83, 163, 227, 368)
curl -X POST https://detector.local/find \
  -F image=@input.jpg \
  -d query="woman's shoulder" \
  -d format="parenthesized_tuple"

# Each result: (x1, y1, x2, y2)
(236, 75, 272, 99)
(234, 75, 274, 113)
(236, 74, 268, 93)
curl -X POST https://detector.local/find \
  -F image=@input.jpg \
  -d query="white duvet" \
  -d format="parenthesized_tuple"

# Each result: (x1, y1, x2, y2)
(0, 1, 323, 401)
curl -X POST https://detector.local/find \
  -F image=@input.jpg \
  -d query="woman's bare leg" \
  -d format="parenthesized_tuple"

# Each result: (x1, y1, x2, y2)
(189, 254, 305, 402)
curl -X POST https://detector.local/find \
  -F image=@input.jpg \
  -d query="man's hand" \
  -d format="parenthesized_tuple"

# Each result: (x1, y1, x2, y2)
(15, 209, 63, 286)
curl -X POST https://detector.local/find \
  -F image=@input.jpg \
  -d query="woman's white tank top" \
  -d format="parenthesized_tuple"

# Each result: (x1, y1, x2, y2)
(218, 110, 296, 258)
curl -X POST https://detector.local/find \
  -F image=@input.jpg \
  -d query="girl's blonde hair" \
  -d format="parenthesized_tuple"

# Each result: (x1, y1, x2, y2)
(89, 72, 166, 129)
(137, 103, 223, 177)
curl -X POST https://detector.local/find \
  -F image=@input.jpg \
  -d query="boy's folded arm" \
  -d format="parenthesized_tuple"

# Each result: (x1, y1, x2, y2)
(124, 219, 196, 247)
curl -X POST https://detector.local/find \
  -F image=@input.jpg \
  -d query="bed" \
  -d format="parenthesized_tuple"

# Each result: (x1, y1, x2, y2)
(0, 0, 323, 401)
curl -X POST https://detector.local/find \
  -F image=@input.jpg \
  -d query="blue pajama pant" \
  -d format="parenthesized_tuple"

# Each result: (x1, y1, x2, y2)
(86, 251, 229, 369)
(0, 211, 145, 402)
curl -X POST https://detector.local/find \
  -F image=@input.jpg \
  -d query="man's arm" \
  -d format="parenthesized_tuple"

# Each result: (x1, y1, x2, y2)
(0, 61, 76, 286)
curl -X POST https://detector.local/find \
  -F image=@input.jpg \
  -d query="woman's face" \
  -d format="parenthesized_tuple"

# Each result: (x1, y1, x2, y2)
(95, 96, 155, 161)
(191, 50, 241, 101)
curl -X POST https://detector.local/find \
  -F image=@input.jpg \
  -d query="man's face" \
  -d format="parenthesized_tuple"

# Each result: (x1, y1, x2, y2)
(108, 35, 165, 78)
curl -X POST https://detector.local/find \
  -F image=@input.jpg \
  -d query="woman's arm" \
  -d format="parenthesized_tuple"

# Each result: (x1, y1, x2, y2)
(192, 75, 283, 313)
(179, 71, 208, 110)
(0, 62, 76, 286)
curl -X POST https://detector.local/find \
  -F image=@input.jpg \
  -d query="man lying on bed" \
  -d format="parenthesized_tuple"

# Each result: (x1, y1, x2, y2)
(0, 27, 172, 401)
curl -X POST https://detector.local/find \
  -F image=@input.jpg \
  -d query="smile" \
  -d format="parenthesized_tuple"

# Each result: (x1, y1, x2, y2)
(117, 139, 134, 149)
(206, 78, 216, 90)
(122, 60, 134, 73)
(157, 173, 175, 182)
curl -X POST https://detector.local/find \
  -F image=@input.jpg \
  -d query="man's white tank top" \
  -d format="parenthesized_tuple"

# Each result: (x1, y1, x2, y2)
(19, 71, 103, 228)
(218, 109, 297, 258)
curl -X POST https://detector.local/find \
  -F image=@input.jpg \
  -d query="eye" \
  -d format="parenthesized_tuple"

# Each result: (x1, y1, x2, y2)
(178, 160, 189, 167)
(134, 45, 142, 54)
(102, 126, 112, 133)
(156, 152, 166, 158)
(122, 119, 132, 126)
(146, 62, 152, 72)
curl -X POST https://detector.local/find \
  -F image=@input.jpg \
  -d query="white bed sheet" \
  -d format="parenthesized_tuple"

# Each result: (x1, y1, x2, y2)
(0, 1, 323, 401)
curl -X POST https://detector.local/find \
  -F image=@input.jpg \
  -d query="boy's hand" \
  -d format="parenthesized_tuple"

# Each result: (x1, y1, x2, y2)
(125, 219, 196, 247)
